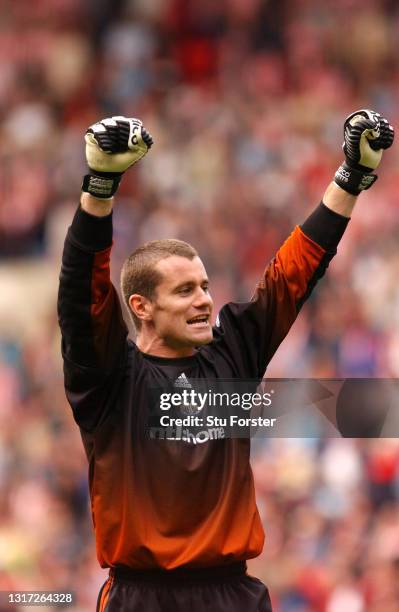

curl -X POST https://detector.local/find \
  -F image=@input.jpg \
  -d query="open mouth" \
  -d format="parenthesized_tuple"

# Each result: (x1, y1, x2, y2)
(187, 315, 210, 328)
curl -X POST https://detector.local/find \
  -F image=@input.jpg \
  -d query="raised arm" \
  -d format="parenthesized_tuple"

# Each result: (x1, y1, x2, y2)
(213, 109, 394, 378)
(58, 117, 153, 430)
(254, 186, 351, 370)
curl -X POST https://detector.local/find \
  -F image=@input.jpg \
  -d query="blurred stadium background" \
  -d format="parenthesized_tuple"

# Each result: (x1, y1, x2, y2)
(1, 0, 399, 610)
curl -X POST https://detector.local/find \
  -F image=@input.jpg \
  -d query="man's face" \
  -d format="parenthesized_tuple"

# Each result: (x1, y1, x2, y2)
(148, 255, 214, 351)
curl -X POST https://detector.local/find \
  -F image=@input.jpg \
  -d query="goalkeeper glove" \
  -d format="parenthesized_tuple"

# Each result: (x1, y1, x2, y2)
(82, 116, 153, 199)
(334, 109, 394, 195)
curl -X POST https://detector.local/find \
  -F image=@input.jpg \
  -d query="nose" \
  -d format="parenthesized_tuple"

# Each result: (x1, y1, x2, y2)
(193, 287, 213, 310)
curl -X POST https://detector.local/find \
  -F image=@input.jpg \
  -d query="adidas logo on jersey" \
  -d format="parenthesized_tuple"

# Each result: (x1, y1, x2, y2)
(174, 373, 192, 389)
(173, 373, 199, 415)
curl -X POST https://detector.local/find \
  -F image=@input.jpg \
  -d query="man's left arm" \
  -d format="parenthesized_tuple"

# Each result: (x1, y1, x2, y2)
(213, 109, 394, 378)
(256, 186, 353, 371)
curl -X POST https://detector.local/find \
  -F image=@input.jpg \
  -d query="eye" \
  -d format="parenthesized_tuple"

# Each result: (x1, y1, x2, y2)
(178, 286, 191, 295)
(202, 284, 209, 292)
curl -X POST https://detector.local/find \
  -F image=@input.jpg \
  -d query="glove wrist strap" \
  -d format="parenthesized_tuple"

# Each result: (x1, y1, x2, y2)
(82, 171, 122, 199)
(334, 161, 377, 195)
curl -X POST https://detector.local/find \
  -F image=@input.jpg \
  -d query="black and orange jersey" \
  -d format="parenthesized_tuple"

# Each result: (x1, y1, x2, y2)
(58, 203, 348, 570)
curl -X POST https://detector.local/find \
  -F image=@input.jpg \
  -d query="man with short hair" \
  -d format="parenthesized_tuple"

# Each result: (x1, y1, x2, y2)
(58, 112, 393, 611)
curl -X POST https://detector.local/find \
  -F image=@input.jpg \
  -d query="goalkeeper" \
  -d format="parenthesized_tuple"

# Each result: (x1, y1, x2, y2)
(58, 111, 393, 611)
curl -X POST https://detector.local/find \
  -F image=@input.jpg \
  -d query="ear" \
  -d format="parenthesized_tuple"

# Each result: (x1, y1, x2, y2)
(128, 294, 153, 323)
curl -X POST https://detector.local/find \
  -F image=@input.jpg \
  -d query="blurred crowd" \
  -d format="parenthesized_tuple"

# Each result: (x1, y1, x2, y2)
(1, 0, 399, 610)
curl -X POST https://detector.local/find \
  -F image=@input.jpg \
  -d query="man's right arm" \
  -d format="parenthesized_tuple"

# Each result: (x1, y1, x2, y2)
(57, 196, 128, 431)
(80, 191, 113, 217)
(58, 117, 153, 430)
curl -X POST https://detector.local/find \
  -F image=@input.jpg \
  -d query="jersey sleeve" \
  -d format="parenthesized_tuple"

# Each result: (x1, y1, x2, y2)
(211, 203, 350, 379)
(57, 206, 128, 431)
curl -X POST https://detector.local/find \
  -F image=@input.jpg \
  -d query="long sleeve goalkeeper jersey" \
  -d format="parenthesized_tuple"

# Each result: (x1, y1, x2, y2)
(57, 202, 348, 570)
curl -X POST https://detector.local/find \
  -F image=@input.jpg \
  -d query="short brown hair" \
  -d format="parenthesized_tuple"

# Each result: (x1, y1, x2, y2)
(121, 239, 198, 329)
